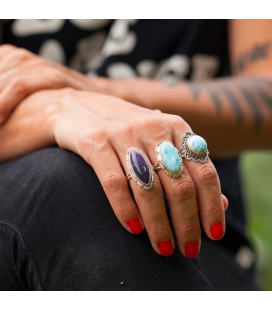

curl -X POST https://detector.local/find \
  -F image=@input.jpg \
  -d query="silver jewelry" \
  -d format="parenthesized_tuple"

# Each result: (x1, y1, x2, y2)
(154, 141, 183, 177)
(126, 147, 154, 189)
(180, 132, 209, 163)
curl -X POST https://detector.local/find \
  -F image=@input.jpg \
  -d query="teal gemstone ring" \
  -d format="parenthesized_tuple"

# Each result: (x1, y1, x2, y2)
(154, 141, 183, 178)
(179, 132, 209, 163)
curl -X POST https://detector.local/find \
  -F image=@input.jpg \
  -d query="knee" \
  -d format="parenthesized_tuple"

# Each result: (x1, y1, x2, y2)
(3, 147, 106, 230)
(27, 147, 94, 191)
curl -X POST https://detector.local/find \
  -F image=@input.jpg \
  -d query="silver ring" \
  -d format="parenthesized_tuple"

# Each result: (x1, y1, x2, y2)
(155, 141, 183, 178)
(126, 147, 154, 189)
(179, 132, 209, 163)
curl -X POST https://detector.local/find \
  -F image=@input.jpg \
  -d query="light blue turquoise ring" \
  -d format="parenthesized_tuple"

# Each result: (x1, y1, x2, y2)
(180, 132, 209, 163)
(154, 141, 183, 178)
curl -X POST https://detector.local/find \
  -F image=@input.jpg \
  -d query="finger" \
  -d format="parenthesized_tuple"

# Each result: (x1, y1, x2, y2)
(181, 158, 225, 241)
(85, 144, 145, 235)
(0, 44, 16, 61)
(173, 129, 225, 241)
(123, 146, 175, 257)
(222, 194, 229, 211)
(0, 73, 65, 124)
(158, 164, 201, 258)
(146, 140, 201, 258)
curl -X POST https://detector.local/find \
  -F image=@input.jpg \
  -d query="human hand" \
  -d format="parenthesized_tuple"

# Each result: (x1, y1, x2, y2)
(1, 88, 227, 257)
(0, 44, 92, 124)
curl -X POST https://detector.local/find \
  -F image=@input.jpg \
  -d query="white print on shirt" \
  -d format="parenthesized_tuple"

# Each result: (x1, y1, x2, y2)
(12, 19, 111, 37)
(11, 19, 112, 68)
(104, 54, 219, 84)
(106, 62, 137, 79)
(69, 20, 110, 30)
(10, 19, 220, 82)
(87, 20, 220, 83)
(69, 31, 108, 72)
(86, 19, 138, 73)
(12, 20, 65, 36)
(191, 54, 220, 81)
(39, 39, 66, 64)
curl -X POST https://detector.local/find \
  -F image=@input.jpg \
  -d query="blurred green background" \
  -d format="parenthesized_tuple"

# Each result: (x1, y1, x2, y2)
(240, 151, 272, 291)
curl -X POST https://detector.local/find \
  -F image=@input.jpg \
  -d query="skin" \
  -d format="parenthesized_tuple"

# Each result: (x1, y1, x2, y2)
(0, 88, 226, 258)
(2, 19, 270, 257)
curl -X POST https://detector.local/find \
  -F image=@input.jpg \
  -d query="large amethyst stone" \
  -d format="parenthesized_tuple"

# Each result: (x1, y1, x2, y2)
(129, 148, 151, 186)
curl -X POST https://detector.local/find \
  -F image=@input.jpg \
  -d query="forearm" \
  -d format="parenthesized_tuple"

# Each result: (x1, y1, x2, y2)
(108, 72, 272, 159)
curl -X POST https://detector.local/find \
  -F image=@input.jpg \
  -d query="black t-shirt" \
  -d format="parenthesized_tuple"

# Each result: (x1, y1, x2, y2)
(1, 19, 246, 238)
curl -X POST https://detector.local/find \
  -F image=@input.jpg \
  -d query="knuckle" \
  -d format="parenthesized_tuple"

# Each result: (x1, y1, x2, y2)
(9, 77, 28, 94)
(114, 203, 133, 219)
(136, 186, 151, 199)
(50, 68, 67, 86)
(179, 221, 200, 238)
(102, 170, 126, 193)
(13, 48, 32, 60)
(170, 114, 190, 130)
(0, 44, 15, 53)
(203, 204, 224, 218)
(90, 130, 107, 144)
(196, 163, 218, 186)
(136, 184, 160, 200)
(148, 222, 170, 238)
(169, 177, 196, 200)
(136, 114, 162, 131)
(152, 108, 163, 116)
(81, 129, 108, 149)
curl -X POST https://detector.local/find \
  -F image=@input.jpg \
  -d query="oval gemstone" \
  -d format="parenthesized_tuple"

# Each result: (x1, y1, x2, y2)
(187, 135, 207, 153)
(160, 141, 180, 172)
(129, 148, 150, 184)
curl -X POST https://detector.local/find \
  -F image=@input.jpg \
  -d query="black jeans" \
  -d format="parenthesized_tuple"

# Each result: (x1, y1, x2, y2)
(0, 148, 258, 290)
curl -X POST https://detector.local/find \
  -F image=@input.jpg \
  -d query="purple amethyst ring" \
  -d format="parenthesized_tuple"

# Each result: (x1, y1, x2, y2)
(126, 147, 154, 190)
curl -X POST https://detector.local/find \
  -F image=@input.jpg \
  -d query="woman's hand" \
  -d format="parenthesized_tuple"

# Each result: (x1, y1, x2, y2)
(0, 88, 227, 257)
(0, 44, 93, 124)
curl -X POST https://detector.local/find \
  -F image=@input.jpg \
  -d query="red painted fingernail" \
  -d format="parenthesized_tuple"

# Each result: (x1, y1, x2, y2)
(128, 218, 143, 234)
(158, 240, 174, 257)
(210, 222, 224, 239)
(185, 241, 199, 258)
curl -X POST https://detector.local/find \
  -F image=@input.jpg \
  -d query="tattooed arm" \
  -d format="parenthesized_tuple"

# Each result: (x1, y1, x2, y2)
(1, 20, 272, 159)
(92, 20, 272, 159)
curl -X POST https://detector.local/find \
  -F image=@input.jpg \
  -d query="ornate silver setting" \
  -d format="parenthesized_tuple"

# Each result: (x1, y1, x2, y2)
(179, 132, 209, 163)
(154, 141, 183, 178)
(126, 147, 154, 190)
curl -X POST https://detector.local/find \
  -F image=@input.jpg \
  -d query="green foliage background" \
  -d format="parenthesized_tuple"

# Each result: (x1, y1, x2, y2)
(240, 151, 272, 290)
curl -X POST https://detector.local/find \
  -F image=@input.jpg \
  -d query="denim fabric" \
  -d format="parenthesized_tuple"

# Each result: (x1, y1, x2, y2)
(0, 147, 214, 290)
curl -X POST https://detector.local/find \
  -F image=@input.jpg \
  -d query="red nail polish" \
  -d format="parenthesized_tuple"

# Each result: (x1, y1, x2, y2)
(185, 241, 199, 258)
(210, 222, 224, 239)
(158, 240, 174, 257)
(128, 218, 143, 234)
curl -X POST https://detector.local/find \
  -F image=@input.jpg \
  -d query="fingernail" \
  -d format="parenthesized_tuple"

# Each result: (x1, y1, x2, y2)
(128, 218, 143, 234)
(158, 240, 174, 257)
(185, 241, 199, 258)
(210, 222, 224, 239)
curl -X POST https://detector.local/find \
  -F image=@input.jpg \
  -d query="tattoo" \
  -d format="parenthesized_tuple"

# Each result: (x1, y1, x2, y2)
(234, 43, 271, 73)
(221, 87, 243, 124)
(188, 76, 272, 132)
(206, 87, 222, 114)
(239, 85, 262, 132)
(255, 87, 272, 114)
(190, 84, 201, 100)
